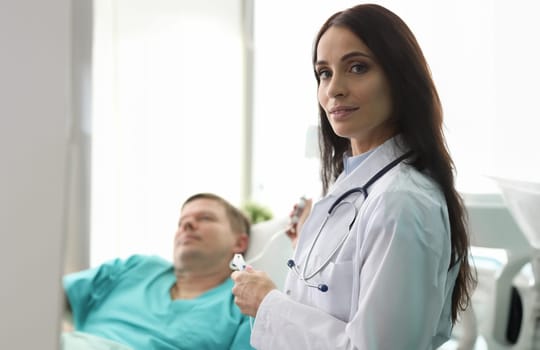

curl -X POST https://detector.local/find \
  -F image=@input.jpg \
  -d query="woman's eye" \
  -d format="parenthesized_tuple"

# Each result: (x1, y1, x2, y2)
(351, 63, 368, 74)
(317, 69, 331, 80)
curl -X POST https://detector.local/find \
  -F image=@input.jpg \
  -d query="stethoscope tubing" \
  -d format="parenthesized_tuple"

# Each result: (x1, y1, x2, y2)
(288, 151, 414, 292)
(300, 200, 359, 281)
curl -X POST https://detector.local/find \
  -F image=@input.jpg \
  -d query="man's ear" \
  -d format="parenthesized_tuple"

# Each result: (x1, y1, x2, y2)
(233, 233, 249, 254)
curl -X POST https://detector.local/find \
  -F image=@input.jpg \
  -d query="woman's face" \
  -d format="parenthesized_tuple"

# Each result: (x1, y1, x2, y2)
(316, 26, 394, 155)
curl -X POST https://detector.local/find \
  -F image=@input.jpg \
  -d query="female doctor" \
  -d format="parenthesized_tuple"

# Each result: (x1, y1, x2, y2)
(232, 4, 475, 349)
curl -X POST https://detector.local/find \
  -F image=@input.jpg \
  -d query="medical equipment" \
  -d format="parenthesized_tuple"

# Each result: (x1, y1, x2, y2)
(290, 197, 307, 225)
(230, 253, 247, 271)
(287, 151, 413, 293)
(282, 196, 308, 237)
(229, 253, 251, 329)
(229, 253, 256, 330)
(486, 177, 540, 349)
(455, 179, 540, 349)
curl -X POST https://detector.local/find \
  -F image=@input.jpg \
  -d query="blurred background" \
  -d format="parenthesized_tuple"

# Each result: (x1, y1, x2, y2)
(2, 1, 539, 349)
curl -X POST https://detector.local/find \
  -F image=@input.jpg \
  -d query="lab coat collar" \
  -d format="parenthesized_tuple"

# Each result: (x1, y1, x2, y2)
(327, 135, 410, 197)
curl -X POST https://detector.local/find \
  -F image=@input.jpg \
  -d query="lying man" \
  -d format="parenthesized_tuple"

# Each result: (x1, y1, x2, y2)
(63, 193, 254, 350)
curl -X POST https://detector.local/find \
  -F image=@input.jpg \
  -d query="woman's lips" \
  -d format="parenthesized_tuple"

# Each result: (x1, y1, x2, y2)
(329, 106, 358, 119)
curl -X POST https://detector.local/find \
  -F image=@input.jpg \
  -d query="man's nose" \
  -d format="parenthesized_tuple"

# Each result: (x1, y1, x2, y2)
(180, 219, 195, 231)
(183, 220, 195, 231)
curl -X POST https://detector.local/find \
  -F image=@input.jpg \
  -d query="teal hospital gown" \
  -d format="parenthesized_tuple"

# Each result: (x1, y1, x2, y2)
(64, 255, 254, 350)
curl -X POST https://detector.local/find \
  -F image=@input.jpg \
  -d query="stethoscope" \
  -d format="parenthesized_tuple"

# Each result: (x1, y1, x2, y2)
(287, 151, 413, 293)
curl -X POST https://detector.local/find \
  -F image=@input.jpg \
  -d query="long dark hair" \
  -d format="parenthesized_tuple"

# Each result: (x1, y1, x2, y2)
(313, 4, 475, 323)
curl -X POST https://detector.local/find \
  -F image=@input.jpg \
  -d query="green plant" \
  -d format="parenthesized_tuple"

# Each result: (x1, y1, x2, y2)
(242, 201, 273, 224)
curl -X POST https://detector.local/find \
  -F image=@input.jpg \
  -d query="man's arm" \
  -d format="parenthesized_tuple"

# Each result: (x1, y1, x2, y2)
(62, 290, 74, 331)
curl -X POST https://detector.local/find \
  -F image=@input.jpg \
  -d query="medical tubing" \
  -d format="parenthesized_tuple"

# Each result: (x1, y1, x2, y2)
(247, 196, 308, 265)
(245, 228, 290, 265)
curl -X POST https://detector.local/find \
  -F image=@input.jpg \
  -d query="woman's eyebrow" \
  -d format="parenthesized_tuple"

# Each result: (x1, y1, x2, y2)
(315, 51, 372, 66)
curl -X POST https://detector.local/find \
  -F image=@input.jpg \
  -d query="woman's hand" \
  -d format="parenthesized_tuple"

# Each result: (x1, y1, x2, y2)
(231, 267, 276, 317)
(285, 198, 312, 249)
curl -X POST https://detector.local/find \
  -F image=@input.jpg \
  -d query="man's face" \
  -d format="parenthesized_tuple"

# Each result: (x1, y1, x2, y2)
(173, 198, 245, 272)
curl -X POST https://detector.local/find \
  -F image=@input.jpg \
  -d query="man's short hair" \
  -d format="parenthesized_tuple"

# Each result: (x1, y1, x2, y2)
(182, 193, 251, 237)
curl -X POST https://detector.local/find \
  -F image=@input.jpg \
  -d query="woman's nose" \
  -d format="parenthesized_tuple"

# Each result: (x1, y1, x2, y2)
(327, 75, 347, 98)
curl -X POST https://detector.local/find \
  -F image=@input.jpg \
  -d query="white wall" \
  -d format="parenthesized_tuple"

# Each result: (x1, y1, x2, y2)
(492, 0, 540, 182)
(251, 0, 540, 214)
(0, 0, 71, 348)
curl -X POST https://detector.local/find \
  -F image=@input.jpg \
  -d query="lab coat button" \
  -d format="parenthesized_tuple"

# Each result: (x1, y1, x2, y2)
(286, 289, 291, 295)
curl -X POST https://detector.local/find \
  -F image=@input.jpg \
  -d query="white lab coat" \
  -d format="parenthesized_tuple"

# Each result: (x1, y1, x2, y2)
(251, 136, 458, 349)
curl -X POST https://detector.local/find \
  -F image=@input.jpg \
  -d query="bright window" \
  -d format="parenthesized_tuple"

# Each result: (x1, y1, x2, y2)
(250, 0, 540, 213)
(91, 0, 245, 265)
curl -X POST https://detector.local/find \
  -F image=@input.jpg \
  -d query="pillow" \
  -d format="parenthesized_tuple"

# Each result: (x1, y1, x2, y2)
(245, 216, 292, 290)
